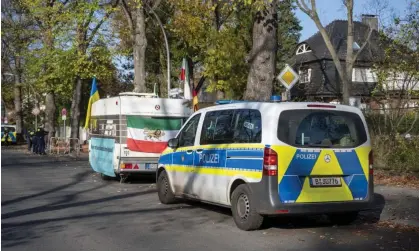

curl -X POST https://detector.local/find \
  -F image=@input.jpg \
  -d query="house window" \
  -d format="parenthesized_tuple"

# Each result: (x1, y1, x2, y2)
(296, 43, 312, 55)
(299, 68, 311, 83)
(353, 42, 361, 50)
(352, 68, 377, 83)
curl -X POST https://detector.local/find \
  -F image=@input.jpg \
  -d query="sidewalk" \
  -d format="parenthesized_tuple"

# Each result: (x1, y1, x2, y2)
(5, 144, 89, 161)
(375, 185, 419, 228)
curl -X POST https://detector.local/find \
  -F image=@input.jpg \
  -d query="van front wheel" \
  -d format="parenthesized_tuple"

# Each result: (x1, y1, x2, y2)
(231, 184, 264, 231)
(157, 170, 176, 204)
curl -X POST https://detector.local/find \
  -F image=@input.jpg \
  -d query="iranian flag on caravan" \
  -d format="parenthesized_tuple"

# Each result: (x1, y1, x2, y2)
(126, 116, 182, 153)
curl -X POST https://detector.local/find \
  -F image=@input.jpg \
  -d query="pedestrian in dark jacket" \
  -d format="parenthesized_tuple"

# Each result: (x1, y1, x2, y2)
(33, 128, 39, 154)
(25, 128, 35, 151)
(36, 127, 48, 155)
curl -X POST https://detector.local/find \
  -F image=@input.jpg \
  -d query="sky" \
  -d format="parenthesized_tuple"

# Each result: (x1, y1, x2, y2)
(295, 0, 411, 41)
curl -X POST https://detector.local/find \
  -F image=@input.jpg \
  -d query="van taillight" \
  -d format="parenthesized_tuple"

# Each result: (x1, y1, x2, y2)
(263, 147, 278, 176)
(369, 151, 374, 175)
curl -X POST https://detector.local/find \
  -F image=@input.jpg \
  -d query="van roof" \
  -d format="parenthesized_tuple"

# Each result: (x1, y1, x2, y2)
(199, 101, 362, 114)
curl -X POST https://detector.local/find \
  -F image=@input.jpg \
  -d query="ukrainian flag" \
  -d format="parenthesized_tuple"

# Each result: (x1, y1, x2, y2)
(84, 76, 100, 129)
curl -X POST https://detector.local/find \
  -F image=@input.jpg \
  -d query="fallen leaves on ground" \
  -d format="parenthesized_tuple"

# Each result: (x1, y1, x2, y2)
(374, 170, 419, 189)
(377, 220, 419, 233)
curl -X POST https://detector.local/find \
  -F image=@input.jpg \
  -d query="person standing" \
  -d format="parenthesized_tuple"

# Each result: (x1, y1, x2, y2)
(36, 126, 48, 155)
(25, 128, 35, 152)
(33, 128, 40, 154)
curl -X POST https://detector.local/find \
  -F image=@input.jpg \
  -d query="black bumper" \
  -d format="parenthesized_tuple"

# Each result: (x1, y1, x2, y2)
(249, 175, 382, 216)
(257, 199, 379, 216)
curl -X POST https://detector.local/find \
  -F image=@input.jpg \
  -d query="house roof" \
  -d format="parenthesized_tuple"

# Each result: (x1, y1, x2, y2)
(294, 20, 384, 64)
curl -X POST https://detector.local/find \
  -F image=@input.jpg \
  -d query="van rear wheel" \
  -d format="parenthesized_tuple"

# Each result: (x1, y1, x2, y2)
(328, 211, 359, 225)
(231, 184, 264, 231)
(157, 170, 176, 204)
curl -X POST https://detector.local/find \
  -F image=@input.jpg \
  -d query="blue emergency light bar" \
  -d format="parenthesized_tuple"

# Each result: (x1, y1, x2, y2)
(215, 96, 282, 105)
(215, 100, 249, 105)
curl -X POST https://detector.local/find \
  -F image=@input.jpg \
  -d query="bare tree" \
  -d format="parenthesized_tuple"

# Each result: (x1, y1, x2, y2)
(296, 0, 373, 105)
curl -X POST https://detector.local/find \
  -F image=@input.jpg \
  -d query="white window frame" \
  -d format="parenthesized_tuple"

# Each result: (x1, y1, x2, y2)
(352, 68, 377, 83)
(296, 43, 312, 55)
(299, 68, 311, 83)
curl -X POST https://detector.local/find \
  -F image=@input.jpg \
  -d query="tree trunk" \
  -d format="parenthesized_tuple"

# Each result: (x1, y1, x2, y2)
(70, 76, 82, 150)
(342, 69, 351, 105)
(133, 6, 147, 93)
(44, 92, 56, 149)
(13, 73, 23, 140)
(343, 0, 354, 105)
(212, 1, 224, 100)
(217, 91, 225, 100)
(244, 0, 278, 101)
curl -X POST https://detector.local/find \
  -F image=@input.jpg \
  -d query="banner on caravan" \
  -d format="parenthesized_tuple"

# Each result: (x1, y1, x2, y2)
(89, 137, 116, 177)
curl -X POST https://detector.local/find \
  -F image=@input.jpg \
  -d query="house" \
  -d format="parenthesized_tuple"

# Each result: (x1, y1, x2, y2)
(290, 15, 384, 106)
(290, 15, 419, 110)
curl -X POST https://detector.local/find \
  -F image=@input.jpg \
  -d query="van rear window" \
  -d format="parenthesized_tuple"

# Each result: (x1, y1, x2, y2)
(277, 109, 367, 148)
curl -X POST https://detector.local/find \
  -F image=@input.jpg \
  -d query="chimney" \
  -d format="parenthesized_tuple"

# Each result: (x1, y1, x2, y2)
(361, 14, 379, 31)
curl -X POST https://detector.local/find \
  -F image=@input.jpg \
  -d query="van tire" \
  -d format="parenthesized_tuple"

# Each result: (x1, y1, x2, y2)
(157, 170, 176, 204)
(231, 184, 264, 231)
(328, 211, 359, 225)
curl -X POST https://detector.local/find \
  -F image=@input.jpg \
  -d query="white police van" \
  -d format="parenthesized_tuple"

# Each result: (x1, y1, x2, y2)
(156, 98, 375, 231)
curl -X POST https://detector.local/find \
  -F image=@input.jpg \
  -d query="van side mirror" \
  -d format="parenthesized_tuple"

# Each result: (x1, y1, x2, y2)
(167, 138, 179, 149)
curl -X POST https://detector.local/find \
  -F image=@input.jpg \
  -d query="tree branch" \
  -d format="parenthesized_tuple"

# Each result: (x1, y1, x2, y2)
(296, 0, 313, 17)
(149, 0, 162, 12)
(121, 0, 134, 32)
(86, 0, 120, 47)
(84, 9, 96, 30)
(351, 27, 373, 64)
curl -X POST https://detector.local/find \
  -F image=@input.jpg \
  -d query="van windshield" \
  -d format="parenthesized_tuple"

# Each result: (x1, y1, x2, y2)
(277, 109, 367, 148)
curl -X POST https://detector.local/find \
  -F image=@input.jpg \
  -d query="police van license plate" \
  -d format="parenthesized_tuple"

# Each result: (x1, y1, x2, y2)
(310, 177, 341, 187)
(145, 163, 157, 170)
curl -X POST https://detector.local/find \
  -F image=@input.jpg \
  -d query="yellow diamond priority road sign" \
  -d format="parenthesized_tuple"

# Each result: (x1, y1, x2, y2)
(277, 64, 299, 90)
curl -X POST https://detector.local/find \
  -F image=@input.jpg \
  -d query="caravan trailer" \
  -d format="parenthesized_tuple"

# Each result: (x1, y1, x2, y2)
(88, 92, 193, 180)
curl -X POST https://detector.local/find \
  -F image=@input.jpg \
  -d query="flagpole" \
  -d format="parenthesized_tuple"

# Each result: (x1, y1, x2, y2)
(150, 10, 171, 98)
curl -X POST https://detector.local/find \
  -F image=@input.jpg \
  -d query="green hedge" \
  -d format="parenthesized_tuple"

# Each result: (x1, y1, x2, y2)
(372, 135, 419, 173)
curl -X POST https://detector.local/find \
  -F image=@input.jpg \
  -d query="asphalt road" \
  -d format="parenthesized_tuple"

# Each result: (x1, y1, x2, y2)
(2, 149, 419, 251)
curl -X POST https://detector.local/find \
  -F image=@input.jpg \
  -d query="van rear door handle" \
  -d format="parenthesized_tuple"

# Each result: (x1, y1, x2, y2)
(195, 149, 203, 153)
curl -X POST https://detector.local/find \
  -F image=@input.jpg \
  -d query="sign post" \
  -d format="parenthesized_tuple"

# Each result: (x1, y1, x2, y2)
(61, 108, 67, 138)
(276, 64, 299, 101)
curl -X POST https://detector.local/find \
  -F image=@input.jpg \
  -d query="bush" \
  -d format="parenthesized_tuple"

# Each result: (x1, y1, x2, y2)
(365, 112, 419, 135)
(372, 134, 419, 174)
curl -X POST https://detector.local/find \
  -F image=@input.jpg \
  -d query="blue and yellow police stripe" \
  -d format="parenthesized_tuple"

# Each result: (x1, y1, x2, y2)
(1, 131, 16, 143)
(160, 143, 265, 180)
(273, 145, 371, 203)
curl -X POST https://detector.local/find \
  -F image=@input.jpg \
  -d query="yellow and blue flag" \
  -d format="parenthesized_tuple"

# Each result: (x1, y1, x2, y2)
(84, 76, 100, 129)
